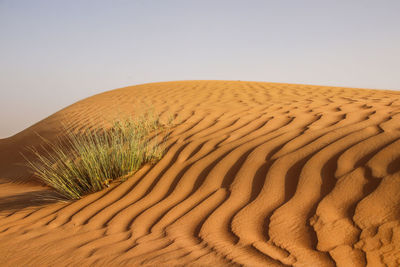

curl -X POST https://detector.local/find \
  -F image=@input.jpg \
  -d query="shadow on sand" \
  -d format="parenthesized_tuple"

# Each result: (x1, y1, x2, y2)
(0, 190, 66, 213)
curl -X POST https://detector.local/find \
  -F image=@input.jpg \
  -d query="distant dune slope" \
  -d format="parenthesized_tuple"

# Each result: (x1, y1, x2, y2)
(1, 81, 400, 266)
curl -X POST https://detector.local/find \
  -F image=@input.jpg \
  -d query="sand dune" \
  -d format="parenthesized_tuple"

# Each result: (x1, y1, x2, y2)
(1, 81, 400, 266)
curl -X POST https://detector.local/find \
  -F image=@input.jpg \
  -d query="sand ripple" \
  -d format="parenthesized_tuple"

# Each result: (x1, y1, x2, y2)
(1, 81, 400, 266)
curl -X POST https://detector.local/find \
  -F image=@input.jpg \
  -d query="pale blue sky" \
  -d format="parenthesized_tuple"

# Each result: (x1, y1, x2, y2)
(1, 0, 399, 137)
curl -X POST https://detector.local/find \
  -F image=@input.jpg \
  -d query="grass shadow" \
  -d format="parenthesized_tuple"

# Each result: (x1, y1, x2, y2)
(0, 189, 65, 213)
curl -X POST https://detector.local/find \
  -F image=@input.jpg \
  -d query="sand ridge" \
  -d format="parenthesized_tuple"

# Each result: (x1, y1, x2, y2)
(1, 80, 400, 266)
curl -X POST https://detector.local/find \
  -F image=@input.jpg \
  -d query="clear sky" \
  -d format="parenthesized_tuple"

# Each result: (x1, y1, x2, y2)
(1, 0, 399, 138)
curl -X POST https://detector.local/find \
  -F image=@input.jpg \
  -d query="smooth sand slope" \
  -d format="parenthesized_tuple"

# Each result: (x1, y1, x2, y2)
(1, 81, 400, 266)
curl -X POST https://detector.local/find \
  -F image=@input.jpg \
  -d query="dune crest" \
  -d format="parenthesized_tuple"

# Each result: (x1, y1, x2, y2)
(1, 81, 400, 266)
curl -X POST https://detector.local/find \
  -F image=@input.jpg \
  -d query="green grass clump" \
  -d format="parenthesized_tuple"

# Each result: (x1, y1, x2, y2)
(24, 112, 169, 200)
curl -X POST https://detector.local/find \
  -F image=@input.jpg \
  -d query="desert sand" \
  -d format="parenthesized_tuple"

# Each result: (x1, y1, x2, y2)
(1, 80, 400, 266)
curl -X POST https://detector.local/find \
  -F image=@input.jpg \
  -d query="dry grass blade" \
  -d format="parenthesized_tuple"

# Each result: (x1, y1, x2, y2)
(24, 112, 170, 200)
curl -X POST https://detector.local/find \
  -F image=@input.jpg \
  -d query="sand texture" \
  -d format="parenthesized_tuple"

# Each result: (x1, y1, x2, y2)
(1, 81, 400, 266)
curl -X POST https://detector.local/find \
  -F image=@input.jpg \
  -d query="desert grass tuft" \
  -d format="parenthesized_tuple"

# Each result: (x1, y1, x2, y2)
(24, 112, 170, 200)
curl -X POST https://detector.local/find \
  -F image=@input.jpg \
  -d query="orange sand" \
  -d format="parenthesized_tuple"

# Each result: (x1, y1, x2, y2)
(1, 81, 400, 266)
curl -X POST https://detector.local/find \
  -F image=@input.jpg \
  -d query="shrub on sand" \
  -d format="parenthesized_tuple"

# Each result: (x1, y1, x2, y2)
(24, 112, 170, 200)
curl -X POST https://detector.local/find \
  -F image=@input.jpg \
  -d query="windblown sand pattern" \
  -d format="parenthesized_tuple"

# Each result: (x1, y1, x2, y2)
(1, 81, 400, 266)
